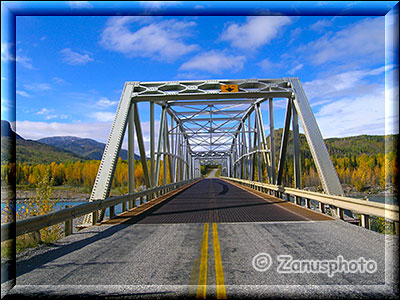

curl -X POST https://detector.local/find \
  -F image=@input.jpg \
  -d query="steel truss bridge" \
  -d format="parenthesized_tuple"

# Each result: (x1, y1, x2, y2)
(83, 77, 347, 225)
(2, 78, 399, 299)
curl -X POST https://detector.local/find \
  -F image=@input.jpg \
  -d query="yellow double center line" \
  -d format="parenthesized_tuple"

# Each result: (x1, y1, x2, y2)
(195, 222, 226, 299)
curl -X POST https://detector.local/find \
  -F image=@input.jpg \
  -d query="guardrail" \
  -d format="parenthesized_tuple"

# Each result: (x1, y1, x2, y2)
(1, 178, 200, 242)
(221, 177, 399, 234)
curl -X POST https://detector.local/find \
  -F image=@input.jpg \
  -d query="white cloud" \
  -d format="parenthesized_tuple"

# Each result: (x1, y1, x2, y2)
(16, 121, 112, 141)
(303, 66, 386, 101)
(219, 16, 292, 50)
(308, 19, 333, 32)
(96, 97, 118, 108)
(303, 17, 384, 65)
(315, 87, 386, 138)
(68, 1, 93, 9)
(16, 55, 35, 69)
(91, 112, 115, 122)
(139, 1, 182, 9)
(52, 77, 68, 85)
(1, 43, 35, 69)
(24, 82, 51, 92)
(1, 42, 14, 61)
(258, 58, 282, 71)
(45, 114, 59, 120)
(60, 48, 94, 65)
(180, 51, 246, 74)
(16, 120, 160, 154)
(99, 17, 198, 62)
(16, 90, 31, 97)
(37, 108, 53, 115)
(287, 63, 303, 75)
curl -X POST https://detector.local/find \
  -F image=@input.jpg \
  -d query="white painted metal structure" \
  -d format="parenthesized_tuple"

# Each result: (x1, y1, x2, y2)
(82, 78, 345, 225)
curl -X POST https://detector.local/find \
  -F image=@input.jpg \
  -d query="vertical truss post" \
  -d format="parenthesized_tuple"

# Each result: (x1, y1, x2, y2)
(128, 103, 135, 194)
(255, 105, 271, 182)
(269, 98, 276, 184)
(254, 105, 262, 182)
(241, 121, 247, 179)
(277, 99, 292, 186)
(163, 113, 168, 185)
(166, 116, 174, 183)
(134, 102, 151, 189)
(251, 118, 257, 181)
(155, 106, 165, 186)
(292, 99, 301, 189)
(150, 102, 155, 188)
(171, 117, 176, 182)
(247, 114, 252, 180)
(292, 99, 302, 205)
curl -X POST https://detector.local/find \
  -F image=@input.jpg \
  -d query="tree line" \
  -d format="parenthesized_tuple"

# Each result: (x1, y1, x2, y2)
(0, 151, 397, 193)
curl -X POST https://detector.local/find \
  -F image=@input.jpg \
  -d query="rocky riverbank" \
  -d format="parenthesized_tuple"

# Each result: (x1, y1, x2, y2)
(1, 186, 90, 203)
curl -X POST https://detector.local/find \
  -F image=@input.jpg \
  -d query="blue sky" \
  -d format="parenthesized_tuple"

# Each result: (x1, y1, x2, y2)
(1, 1, 398, 152)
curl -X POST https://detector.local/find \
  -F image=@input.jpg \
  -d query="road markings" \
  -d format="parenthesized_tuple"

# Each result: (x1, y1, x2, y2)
(196, 223, 209, 299)
(212, 223, 227, 299)
(189, 257, 200, 296)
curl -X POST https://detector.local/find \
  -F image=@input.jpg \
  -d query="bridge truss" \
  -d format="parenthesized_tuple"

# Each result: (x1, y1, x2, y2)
(83, 78, 344, 225)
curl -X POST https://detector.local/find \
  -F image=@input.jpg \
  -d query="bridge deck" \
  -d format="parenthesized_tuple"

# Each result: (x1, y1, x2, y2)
(103, 178, 332, 225)
(6, 179, 397, 299)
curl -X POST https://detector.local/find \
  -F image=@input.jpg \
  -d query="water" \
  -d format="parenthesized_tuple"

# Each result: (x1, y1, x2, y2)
(1, 199, 143, 219)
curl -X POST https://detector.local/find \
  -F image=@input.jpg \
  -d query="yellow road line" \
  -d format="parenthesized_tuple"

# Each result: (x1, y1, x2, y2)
(212, 223, 227, 299)
(196, 223, 209, 299)
(189, 257, 200, 296)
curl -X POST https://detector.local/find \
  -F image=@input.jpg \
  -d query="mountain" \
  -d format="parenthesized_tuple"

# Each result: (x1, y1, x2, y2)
(269, 128, 394, 160)
(1, 120, 87, 164)
(37, 136, 140, 161)
(1, 120, 23, 140)
(15, 139, 88, 164)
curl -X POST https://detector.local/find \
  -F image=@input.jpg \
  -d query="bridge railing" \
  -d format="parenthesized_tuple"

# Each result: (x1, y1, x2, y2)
(221, 177, 399, 233)
(1, 178, 200, 242)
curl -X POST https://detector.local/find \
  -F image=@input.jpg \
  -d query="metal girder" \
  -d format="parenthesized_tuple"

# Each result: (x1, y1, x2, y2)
(83, 77, 345, 226)
(287, 78, 343, 196)
(277, 99, 292, 186)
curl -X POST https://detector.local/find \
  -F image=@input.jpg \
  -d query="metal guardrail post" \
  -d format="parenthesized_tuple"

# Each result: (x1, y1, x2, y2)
(319, 202, 325, 213)
(361, 214, 370, 229)
(305, 198, 311, 209)
(337, 207, 344, 220)
(91, 211, 98, 226)
(109, 206, 115, 219)
(64, 205, 73, 237)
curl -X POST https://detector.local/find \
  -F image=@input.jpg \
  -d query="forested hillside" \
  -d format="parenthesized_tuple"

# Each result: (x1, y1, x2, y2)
(1, 121, 397, 194)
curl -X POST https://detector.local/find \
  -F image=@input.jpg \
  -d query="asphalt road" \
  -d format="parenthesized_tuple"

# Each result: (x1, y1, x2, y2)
(3, 179, 398, 299)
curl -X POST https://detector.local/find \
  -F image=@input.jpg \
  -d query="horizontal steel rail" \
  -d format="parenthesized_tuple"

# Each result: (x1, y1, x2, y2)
(1, 178, 200, 242)
(221, 177, 399, 224)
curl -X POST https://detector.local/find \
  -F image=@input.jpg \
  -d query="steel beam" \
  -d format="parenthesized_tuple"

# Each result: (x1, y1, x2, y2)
(269, 98, 276, 184)
(287, 78, 343, 196)
(277, 99, 292, 186)
(134, 103, 151, 189)
(292, 100, 301, 189)
(150, 102, 155, 187)
(128, 103, 135, 193)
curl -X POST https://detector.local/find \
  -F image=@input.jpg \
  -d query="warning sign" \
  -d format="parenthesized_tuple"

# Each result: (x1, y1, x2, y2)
(221, 84, 239, 93)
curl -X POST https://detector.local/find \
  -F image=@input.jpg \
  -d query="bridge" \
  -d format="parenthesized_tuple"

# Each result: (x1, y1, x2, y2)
(2, 78, 399, 299)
